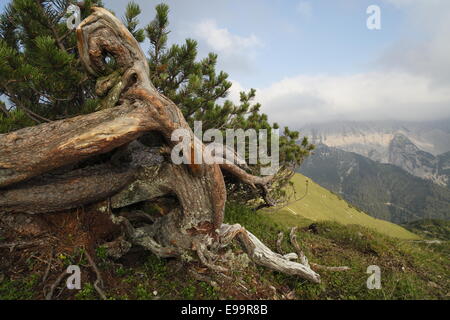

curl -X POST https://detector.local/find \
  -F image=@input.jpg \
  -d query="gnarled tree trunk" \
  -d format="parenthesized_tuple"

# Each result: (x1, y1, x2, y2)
(0, 8, 321, 284)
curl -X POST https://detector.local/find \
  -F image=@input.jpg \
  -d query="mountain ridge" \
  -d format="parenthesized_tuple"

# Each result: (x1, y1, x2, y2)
(300, 119, 450, 186)
(301, 119, 450, 155)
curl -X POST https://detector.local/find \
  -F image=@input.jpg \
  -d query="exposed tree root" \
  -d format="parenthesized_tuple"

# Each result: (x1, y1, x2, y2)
(219, 224, 321, 283)
(219, 163, 274, 189)
(276, 232, 284, 254)
(309, 263, 350, 272)
(194, 238, 229, 273)
(289, 227, 310, 266)
(84, 250, 108, 300)
(108, 215, 324, 283)
(111, 213, 179, 258)
(41, 248, 54, 285)
(0, 239, 47, 252)
(45, 270, 67, 300)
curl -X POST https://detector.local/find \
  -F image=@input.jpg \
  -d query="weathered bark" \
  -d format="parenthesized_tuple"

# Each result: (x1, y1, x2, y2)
(0, 7, 323, 283)
(0, 103, 159, 188)
(0, 163, 137, 214)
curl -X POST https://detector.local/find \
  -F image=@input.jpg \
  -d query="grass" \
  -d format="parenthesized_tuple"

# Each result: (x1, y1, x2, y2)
(226, 203, 449, 300)
(262, 174, 419, 239)
(0, 274, 40, 300)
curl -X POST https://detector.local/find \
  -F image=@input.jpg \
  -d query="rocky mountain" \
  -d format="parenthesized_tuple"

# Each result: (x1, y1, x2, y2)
(438, 151, 450, 187)
(300, 119, 450, 186)
(298, 144, 450, 224)
(388, 133, 448, 186)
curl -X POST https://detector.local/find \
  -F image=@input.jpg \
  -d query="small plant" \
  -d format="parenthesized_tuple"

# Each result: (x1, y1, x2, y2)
(198, 282, 218, 299)
(115, 266, 131, 277)
(96, 246, 108, 260)
(144, 255, 167, 279)
(135, 284, 152, 300)
(0, 274, 39, 300)
(57, 252, 73, 267)
(75, 283, 96, 300)
(181, 282, 196, 300)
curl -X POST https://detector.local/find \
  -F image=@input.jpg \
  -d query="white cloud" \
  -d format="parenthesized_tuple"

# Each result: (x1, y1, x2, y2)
(296, 1, 312, 19)
(227, 80, 245, 104)
(194, 19, 262, 53)
(379, 0, 450, 85)
(254, 72, 450, 127)
(193, 19, 263, 75)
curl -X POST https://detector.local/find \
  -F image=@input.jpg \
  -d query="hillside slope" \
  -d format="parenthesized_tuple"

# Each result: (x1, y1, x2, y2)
(1, 172, 446, 301)
(299, 144, 450, 223)
(262, 173, 418, 239)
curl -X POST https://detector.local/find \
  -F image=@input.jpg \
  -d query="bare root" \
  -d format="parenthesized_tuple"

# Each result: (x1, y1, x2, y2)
(289, 227, 310, 266)
(219, 224, 321, 283)
(84, 250, 108, 300)
(194, 238, 229, 273)
(310, 263, 351, 272)
(41, 248, 54, 285)
(45, 270, 67, 300)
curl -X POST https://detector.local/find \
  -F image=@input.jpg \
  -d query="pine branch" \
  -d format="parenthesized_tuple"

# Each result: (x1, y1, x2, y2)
(3, 85, 51, 123)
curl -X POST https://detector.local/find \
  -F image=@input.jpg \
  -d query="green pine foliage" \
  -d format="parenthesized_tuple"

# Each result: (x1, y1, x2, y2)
(0, 0, 104, 129)
(0, 108, 34, 133)
(124, 1, 145, 42)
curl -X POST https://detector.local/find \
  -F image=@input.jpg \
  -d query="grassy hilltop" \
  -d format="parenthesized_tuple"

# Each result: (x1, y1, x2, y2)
(261, 174, 419, 240)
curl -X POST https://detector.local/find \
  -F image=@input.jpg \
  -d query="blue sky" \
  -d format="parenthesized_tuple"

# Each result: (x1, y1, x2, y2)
(2, 0, 450, 127)
(104, 0, 406, 87)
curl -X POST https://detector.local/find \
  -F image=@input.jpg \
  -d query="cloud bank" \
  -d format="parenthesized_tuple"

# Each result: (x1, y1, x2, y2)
(244, 0, 450, 127)
(252, 72, 450, 126)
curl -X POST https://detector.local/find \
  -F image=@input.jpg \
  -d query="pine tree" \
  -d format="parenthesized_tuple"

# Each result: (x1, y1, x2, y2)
(0, 2, 325, 285)
(0, 0, 313, 205)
